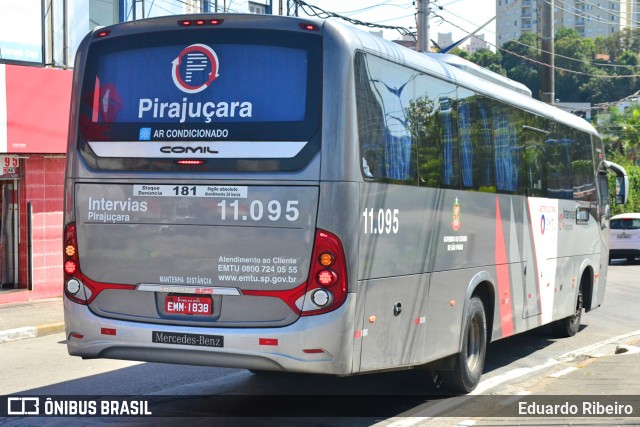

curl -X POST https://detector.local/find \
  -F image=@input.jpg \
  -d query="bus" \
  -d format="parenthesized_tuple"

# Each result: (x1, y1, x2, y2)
(63, 13, 629, 393)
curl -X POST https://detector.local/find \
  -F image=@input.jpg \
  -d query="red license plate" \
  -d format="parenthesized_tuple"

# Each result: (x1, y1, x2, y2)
(165, 295, 212, 315)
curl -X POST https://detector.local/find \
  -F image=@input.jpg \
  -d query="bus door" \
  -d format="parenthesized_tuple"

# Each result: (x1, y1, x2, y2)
(522, 125, 548, 319)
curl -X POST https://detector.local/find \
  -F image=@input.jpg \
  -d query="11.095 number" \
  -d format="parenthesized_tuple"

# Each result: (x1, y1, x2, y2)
(218, 200, 299, 222)
(362, 208, 399, 234)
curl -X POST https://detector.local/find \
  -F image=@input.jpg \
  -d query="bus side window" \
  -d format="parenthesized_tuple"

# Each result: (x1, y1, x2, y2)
(412, 75, 457, 188)
(456, 90, 495, 192)
(354, 52, 418, 185)
(492, 102, 522, 194)
(571, 133, 597, 202)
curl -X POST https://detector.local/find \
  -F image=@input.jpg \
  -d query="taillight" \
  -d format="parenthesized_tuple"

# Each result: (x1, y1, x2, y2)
(94, 30, 111, 38)
(243, 229, 348, 316)
(299, 23, 320, 31)
(63, 223, 136, 305)
(179, 19, 224, 27)
(63, 224, 86, 304)
(301, 229, 348, 316)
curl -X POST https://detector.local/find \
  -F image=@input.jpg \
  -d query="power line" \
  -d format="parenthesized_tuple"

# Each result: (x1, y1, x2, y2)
(437, 3, 640, 71)
(434, 13, 640, 79)
(292, 0, 415, 37)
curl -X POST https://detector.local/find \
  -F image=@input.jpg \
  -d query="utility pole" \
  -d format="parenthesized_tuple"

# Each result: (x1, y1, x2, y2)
(417, 0, 429, 52)
(540, 0, 555, 105)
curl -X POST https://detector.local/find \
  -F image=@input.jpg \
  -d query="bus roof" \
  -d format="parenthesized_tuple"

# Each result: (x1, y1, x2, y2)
(86, 13, 596, 137)
(328, 17, 597, 136)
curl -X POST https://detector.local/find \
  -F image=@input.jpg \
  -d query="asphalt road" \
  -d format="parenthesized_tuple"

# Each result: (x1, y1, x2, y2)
(1, 262, 639, 426)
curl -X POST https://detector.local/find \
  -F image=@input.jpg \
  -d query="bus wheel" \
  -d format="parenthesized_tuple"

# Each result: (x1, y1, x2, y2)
(444, 296, 487, 393)
(551, 289, 583, 338)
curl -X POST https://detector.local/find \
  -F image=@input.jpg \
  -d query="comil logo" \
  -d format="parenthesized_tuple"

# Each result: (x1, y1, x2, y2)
(172, 44, 219, 94)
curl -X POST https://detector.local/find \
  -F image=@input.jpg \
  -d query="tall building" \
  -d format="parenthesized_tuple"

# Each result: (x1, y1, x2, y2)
(469, 34, 490, 53)
(496, 0, 637, 46)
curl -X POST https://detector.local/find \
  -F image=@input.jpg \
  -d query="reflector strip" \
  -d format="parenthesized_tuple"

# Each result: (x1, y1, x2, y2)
(137, 284, 240, 295)
(259, 338, 278, 346)
(495, 197, 514, 337)
(354, 329, 369, 339)
(302, 349, 325, 354)
(101, 328, 116, 336)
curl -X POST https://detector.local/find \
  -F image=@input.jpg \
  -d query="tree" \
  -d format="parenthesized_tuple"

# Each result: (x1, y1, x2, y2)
(500, 33, 541, 99)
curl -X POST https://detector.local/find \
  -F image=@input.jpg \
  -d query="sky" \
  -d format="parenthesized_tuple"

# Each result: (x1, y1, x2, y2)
(294, 0, 497, 49)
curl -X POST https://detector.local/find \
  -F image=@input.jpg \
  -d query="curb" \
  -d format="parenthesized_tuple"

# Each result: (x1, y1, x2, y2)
(0, 322, 65, 344)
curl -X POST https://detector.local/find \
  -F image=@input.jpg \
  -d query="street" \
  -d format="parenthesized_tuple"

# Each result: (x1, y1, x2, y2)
(1, 262, 640, 426)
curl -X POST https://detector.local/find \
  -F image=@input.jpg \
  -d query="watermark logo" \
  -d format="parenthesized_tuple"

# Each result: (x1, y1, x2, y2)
(7, 397, 40, 415)
(171, 44, 220, 94)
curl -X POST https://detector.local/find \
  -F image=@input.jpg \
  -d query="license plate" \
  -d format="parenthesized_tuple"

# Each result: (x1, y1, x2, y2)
(617, 234, 631, 239)
(165, 295, 212, 315)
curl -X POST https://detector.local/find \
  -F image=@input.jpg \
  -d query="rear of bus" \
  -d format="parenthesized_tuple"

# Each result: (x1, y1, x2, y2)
(63, 15, 352, 373)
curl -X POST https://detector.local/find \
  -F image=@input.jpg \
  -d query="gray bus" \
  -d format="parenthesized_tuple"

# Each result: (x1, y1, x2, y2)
(63, 14, 628, 393)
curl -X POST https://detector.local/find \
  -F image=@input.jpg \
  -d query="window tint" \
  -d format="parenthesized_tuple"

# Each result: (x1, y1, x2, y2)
(77, 29, 322, 172)
(410, 74, 457, 188)
(355, 52, 597, 200)
(492, 102, 522, 193)
(611, 219, 640, 230)
(457, 90, 494, 191)
(571, 132, 597, 201)
(355, 52, 418, 184)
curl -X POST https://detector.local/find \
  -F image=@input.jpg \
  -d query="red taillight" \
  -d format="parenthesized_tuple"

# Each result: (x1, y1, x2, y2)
(299, 23, 320, 31)
(63, 223, 135, 305)
(179, 19, 224, 27)
(64, 223, 85, 304)
(242, 229, 348, 316)
(176, 159, 205, 165)
(301, 229, 348, 316)
(64, 260, 77, 275)
(317, 269, 336, 286)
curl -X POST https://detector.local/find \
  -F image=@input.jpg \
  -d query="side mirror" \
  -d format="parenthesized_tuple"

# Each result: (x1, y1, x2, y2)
(615, 175, 628, 205)
(603, 160, 629, 205)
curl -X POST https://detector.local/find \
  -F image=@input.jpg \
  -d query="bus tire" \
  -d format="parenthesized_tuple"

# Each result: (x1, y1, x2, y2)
(443, 296, 487, 393)
(551, 288, 582, 338)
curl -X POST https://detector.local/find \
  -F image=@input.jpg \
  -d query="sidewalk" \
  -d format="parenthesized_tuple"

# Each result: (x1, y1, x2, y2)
(0, 297, 65, 343)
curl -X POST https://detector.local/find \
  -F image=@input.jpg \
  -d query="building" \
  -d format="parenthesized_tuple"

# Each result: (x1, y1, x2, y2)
(0, 0, 269, 304)
(496, 0, 635, 46)
(468, 34, 490, 53)
(437, 32, 454, 50)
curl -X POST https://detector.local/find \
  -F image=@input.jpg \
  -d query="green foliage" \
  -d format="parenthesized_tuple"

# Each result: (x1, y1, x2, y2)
(608, 158, 640, 215)
(461, 29, 640, 104)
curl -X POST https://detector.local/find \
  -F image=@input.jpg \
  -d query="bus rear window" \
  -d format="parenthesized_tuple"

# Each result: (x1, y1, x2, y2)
(77, 30, 322, 172)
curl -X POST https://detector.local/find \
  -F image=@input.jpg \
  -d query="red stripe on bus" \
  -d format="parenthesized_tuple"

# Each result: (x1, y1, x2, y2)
(495, 197, 514, 337)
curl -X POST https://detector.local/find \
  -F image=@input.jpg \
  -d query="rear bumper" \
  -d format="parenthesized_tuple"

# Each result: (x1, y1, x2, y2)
(64, 295, 356, 375)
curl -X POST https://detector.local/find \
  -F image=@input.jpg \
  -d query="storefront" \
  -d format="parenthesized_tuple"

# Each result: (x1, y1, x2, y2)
(0, 64, 71, 304)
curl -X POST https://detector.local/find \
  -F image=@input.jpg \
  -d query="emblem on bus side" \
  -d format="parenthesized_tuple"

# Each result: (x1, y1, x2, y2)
(172, 44, 220, 94)
(452, 197, 461, 231)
